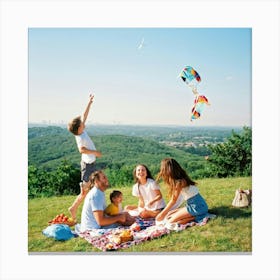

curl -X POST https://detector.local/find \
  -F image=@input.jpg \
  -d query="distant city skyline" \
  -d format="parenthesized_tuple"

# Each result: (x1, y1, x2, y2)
(28, 120, 247, 129)
(29, 28, 251, 127)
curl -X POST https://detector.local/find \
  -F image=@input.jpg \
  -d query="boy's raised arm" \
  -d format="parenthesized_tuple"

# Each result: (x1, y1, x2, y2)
(82, 94, 94, 124)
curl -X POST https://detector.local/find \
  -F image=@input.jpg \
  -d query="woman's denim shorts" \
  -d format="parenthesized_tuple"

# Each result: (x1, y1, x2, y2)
(186, 193, 208, 223)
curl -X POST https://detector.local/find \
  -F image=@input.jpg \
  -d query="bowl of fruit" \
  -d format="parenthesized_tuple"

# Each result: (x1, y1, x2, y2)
(48, 213, 76, 227)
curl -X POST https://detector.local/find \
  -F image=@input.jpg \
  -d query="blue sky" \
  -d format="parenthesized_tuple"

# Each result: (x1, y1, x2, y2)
(29, 28, 251, 126)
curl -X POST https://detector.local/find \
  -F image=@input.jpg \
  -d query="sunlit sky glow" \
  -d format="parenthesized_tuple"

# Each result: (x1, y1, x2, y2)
(29, 28, 251, 127)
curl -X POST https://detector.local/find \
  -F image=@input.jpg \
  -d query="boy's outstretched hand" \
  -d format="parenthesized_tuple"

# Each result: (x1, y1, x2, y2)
(89, 94, 94, 104)
(82, 93, 95, 124)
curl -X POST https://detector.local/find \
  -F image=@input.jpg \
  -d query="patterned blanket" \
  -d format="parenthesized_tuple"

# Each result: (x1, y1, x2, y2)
(76, 215, 215, 251)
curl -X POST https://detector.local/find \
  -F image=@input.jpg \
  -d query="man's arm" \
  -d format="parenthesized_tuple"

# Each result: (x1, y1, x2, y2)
(82, 94, 94, 124)
(94, 210, 126, 226)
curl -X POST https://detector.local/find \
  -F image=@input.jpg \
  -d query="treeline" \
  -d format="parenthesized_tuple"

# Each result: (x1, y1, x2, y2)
(28, 126, 251, 198)
(208, 126, 252, 177)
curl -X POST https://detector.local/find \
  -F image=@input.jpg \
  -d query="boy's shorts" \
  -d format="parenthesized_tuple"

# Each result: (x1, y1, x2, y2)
(81, 160, 97, 182)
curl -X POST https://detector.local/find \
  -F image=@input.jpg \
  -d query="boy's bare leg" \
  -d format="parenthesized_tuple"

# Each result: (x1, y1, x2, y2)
(68, 181, 91, 221)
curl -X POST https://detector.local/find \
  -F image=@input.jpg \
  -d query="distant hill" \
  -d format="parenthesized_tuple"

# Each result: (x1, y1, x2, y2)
(28, 126, 77, 168)
(28, 126, 206, 176)
(29, 123, 241, 142)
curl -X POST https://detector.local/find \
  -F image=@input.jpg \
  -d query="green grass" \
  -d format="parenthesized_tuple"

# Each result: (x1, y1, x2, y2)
(28, 177, 252, 253)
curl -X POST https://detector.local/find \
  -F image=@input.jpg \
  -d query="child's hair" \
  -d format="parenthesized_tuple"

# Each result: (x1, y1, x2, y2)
(133, 164, 154, 183)
(109, 190, 122, 202)
(68, 116, 82, 135)
(157, 158, 196, 197)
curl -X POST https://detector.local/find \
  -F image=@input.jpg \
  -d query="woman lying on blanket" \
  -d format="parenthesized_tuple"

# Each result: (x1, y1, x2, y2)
(156, 158, 210, 225)
(124, 164, 166, 219)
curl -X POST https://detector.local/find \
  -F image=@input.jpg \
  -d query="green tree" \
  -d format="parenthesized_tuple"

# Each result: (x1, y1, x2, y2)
(28, 160, 80, 198)
(28, 165, 49, 198)
(207, 127, 252, 177)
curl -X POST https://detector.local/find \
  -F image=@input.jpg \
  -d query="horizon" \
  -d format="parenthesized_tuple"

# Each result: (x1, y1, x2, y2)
(28, 121, 248, 129)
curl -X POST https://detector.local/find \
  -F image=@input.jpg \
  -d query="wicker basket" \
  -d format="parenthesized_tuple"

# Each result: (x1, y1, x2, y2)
(120, 235, 133, 243)
(119, 230, 133, 242)
(111, 230, 133, 244)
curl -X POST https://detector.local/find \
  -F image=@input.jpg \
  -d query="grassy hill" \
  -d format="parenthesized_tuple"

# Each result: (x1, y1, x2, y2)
(28, 176, 252, 253)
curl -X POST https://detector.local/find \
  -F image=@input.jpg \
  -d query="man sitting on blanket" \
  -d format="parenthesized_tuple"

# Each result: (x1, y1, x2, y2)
(80, 170, 135, 232)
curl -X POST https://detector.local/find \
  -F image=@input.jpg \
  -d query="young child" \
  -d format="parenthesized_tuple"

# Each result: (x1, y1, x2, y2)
(105, 190, 135, 225)
(105, 190, 123, 216)
(156, 158, 209, 225)
(67, 94, 102, 221)
(124, 164, 166, 218)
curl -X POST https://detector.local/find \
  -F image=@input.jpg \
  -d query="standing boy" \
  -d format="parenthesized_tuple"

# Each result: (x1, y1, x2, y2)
(67, 94, 102, 221)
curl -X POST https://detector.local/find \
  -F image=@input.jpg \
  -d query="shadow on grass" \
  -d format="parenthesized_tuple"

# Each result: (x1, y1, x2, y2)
(209, 206, 252, 219)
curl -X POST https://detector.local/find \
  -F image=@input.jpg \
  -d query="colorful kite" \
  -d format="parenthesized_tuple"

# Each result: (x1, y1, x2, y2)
(179, 66, 201, 93)
(179, 65, 210, 121)
(190, 95, 210, 121)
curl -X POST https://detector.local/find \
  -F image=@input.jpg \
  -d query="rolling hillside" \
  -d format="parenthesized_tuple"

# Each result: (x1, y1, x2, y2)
(28, 126, 207, 176)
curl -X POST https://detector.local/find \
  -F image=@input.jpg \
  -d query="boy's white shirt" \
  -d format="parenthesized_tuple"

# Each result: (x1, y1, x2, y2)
(75, 130, 96, 163)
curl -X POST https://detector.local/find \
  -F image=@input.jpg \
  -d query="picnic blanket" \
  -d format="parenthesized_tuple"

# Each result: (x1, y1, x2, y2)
(76, 215, 216, 251)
